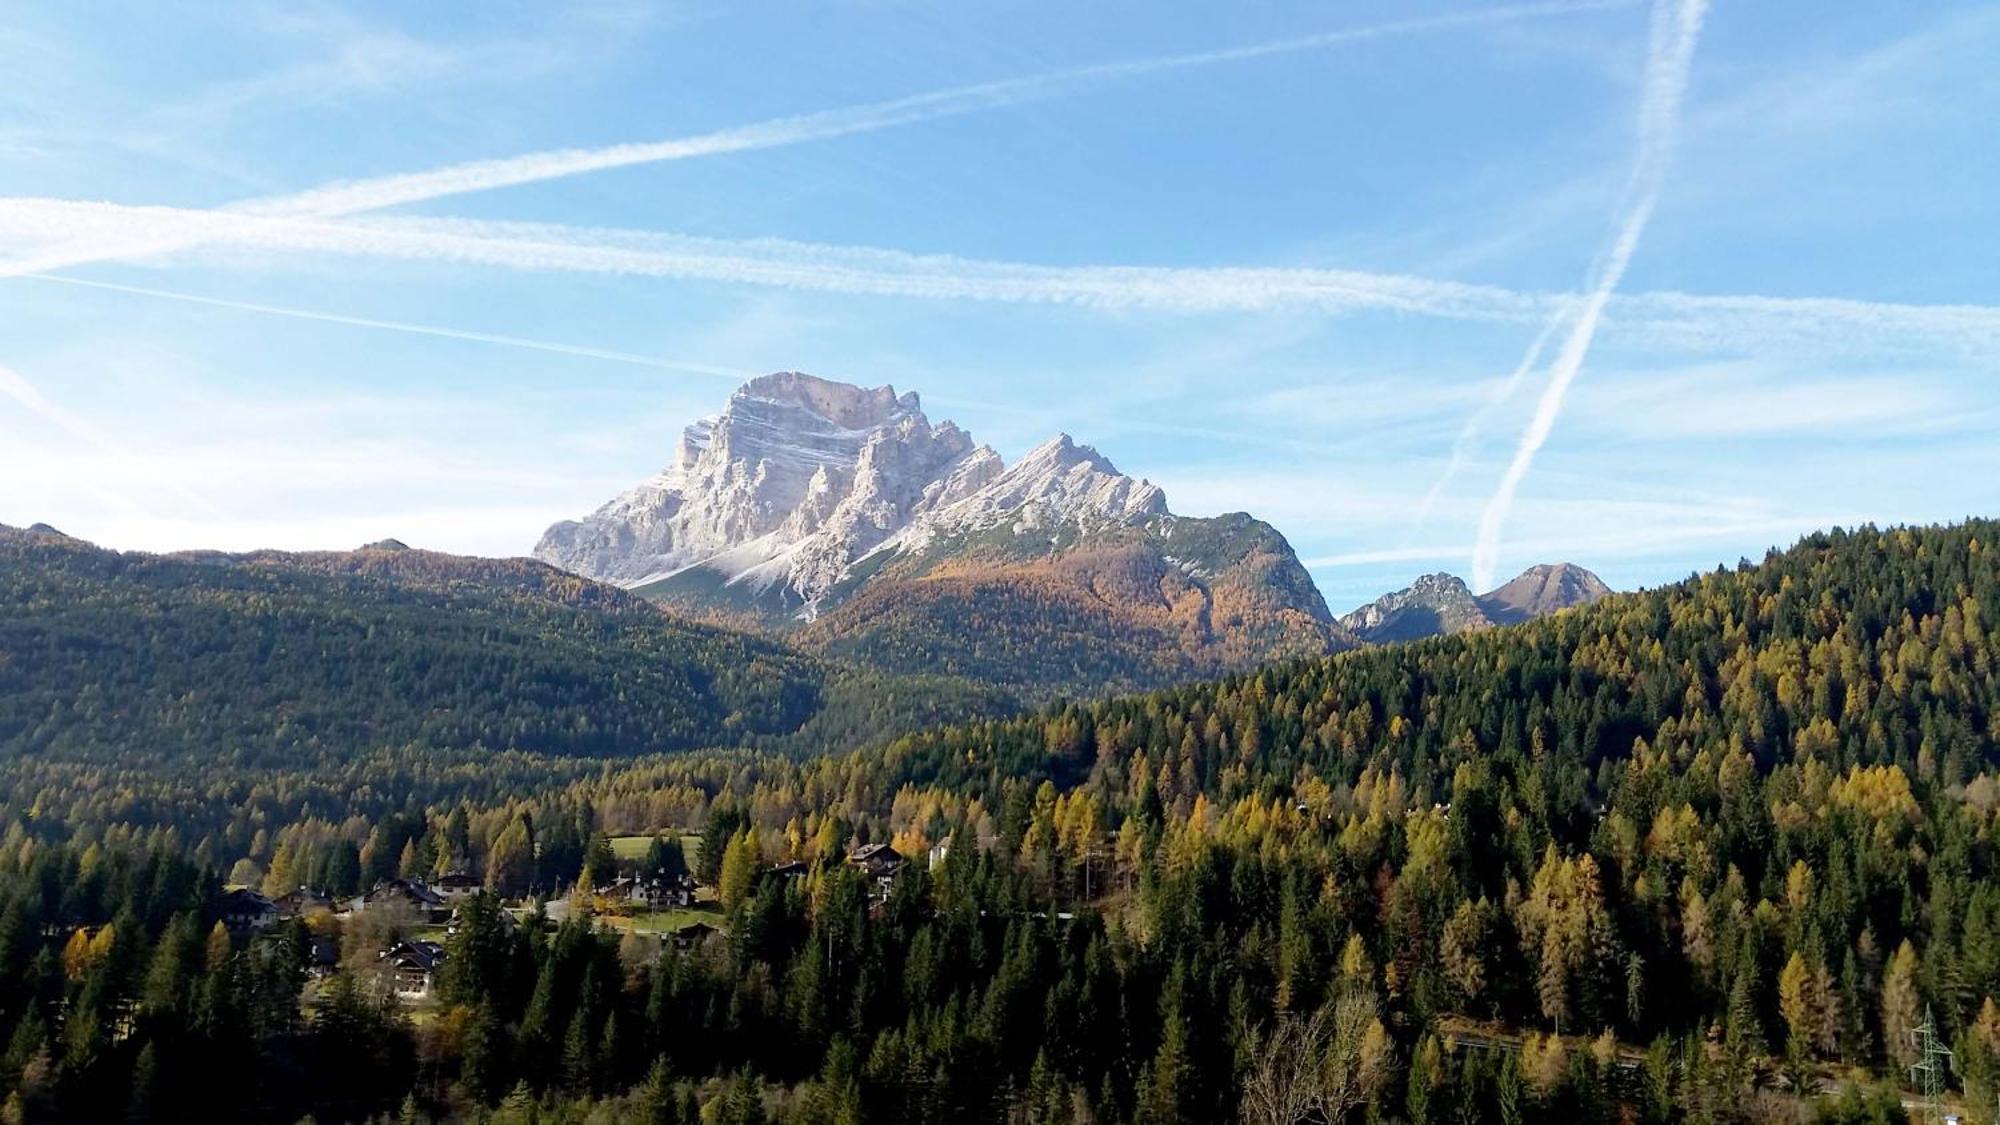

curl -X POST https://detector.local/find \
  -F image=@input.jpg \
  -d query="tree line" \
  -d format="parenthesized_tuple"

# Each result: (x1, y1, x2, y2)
(0, 519, 1992, 1120)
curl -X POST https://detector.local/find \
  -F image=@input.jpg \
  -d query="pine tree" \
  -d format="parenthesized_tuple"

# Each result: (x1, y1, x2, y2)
(204, 921, 231, 973)
(1135, 963, 1194, 1125)
(718, 829, 759, 913)
(563, 1006, 596, 1093)
(633, 1056, 675, 1125)
(126, 1040, 160, 1123)
(1882, 939, 1922, 1071)
(460, 1004, 508, 1104)
(1494, 1051, 1523, 1125)
(1406, 1034, 1441, 1124)
(486, 819, 534, 897)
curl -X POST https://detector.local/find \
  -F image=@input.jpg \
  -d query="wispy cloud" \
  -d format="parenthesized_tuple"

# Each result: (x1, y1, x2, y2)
(1565, 363, 1979, 440)
(0, 358, 226, 520)
(1307, 509, 1865, 573)
(0, 198, 1551, 319)
(240, 1, 1635, 217)
(22, 274, 753, 383)
(8, 198, 1999, 359)
(1412, 306, 1572, 527)
(1470, 0, 1708, 591)
(7, 1, 1629, 274)
(0, 0, 1634, 444)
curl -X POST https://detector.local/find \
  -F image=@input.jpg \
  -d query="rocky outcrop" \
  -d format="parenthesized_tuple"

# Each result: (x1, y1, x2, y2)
(1339, 563, 1612, 644)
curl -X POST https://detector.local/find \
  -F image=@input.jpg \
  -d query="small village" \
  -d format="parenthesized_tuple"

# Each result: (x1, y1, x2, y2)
(212, 839, 915, 1007)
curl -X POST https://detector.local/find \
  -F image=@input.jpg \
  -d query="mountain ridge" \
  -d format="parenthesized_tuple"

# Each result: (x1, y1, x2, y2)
(0, 523, 1012, 765)
(535, 371, 1351, 696)
(1337, 561, 1612, 644)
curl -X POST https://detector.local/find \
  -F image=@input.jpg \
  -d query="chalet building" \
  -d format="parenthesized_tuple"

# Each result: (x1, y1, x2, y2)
(434, 872, 483, 900)
(380, 940, 446, 1001)
(307, 935, 340, 980)
(845, 844, 904, 899)
(596, 872, 698, 909)
(220, 888, 278, 933)
(671, 921, 717, 951)
(275, 886, 335, 918)
(765, 860, 810, 882)
(927, 837, 952, 870)
(358, 879, 449, 923)
(846, 843, 903, 878)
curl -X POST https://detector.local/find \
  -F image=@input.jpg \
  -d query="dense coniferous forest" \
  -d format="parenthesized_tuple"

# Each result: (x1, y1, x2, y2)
(792, 516, 1351, 699)
(0, 526, 1010, 769)
(0, 519, 1996, 1121)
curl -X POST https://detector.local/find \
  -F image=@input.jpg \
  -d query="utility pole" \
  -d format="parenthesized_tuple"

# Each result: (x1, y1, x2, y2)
(1909, 1004, 1955, 1125)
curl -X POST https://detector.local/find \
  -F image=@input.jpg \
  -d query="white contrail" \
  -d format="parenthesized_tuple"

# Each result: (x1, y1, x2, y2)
(26, 272, 1410, 464)
(1411, 302, 1574, 528)
(1, 0, 1630, 283)
(0, 199, 1551, 321)
(1469, 0, 1709, 591)
(21, 274, 753, 382)
(8, 197, 1999, 358)
(246, 1, 1636, 219)
(0, 1, 1628, 441)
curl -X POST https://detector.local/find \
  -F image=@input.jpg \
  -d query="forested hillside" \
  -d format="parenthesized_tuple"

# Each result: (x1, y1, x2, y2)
(0, 525, 1008, 769)
(0, 520, 1995, 1122)
(796, 514, 1351, 699)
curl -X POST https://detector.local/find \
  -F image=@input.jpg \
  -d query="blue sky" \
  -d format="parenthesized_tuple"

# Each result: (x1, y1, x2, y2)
(1, 1, 1996, 612)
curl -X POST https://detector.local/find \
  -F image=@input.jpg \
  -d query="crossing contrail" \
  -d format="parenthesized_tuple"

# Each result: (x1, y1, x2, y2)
(0, 199, 1551, 321)
(8, 197, 1998, 359)
(0, 0, 1629, 446)
(1469, 0, 1709, 591)
(4, 0, 1630, 280)
(1411, 302, 1574, 529)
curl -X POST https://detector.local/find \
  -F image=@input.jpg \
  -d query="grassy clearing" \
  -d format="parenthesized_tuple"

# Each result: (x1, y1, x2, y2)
(610, 833, 703, 864)
(619, 903, 724, 935)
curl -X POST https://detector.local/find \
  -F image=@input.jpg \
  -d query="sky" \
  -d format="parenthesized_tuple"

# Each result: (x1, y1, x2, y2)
(2, 0, 1996, 613)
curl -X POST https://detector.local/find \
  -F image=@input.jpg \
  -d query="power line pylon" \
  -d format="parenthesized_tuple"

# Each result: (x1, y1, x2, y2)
(1909, 1004, 1955, 1125)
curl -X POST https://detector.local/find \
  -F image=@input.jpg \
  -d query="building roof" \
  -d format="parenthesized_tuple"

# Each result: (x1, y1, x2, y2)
(382, 939, 446, 972)
(365, 879, 446, 907)
(220, 887, 277, 914)
(846, 843, 902, 864)
(309, 935, 339, 967)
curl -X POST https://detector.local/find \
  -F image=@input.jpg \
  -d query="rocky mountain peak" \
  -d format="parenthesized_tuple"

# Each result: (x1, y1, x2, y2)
(1477, 562, 1612, 625)
(1339, 563, 1612, 644)
(1338, 572, 1484, 643)
(921, 432, 1168, 535)
(535, 373, 1174, 616)
(734, 371, 918, 429)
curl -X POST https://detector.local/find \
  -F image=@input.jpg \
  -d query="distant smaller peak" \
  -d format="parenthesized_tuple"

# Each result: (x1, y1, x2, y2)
(26, 523, 66, 537)
(1022, 432, 1118, 472)
(1410, 571, 1471, 591)
(362, 538, 410, 552)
